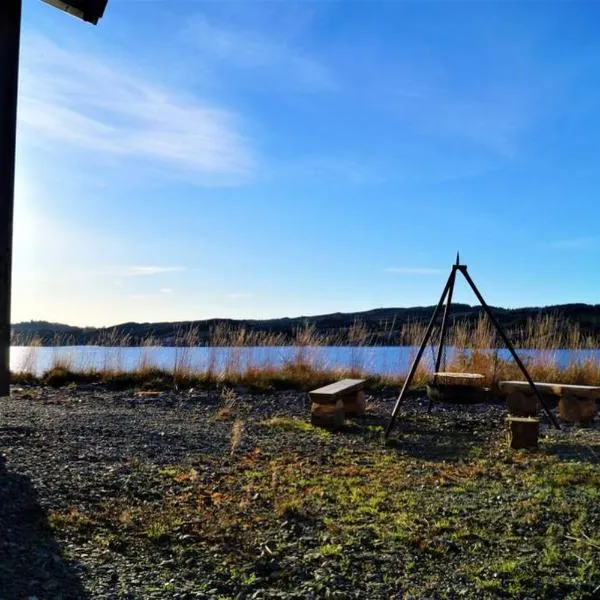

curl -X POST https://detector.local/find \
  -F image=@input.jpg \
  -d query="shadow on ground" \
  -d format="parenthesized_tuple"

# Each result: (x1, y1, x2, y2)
(354, 408, 499, 461)
(0, 447, 88, 600)
(542, 439, 600, 464)
(384, 425, 488, 461)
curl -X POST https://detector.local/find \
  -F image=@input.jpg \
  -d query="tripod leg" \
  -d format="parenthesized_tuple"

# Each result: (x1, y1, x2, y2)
(385, 270, 454, 439)
(459, 267, 560, 429)
(430, 268, 457, 413)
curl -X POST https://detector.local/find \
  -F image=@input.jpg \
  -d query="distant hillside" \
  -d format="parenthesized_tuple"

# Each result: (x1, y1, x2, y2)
(11, 303, 600, 346)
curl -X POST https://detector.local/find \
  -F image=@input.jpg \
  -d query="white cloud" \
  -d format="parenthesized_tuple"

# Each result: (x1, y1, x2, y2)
(18, 33, 255, 185)
(548, 237, 599, 250)
(160, 288, 174, 294)
(369, 47, 541, 160)
(101, 266, 185, 277)
(399, 94, 526, 159)
(384, 267, 445, 275)
(184, 15, 336, 92)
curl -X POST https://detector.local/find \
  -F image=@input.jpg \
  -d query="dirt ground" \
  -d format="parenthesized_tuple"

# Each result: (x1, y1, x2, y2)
(1, 385, 599, 599)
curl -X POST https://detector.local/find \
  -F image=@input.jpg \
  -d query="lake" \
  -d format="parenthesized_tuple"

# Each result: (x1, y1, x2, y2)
(9, 345, 600, 377)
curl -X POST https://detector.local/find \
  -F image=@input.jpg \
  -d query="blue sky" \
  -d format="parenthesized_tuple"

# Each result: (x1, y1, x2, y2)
(13, 0, 600, 326)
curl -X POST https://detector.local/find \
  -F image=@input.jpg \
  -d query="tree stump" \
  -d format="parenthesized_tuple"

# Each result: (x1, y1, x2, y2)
(506, 391, 539, 417)
(311, 399, 344, 430)
(506, 416, 539, 450)
(559, 395, 597, 423)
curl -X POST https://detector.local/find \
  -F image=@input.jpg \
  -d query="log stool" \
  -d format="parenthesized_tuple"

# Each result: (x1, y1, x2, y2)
(506, 416, 539, 450)
(559, 395, 597, 423)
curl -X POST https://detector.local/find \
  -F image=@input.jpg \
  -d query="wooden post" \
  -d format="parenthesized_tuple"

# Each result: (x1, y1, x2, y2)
(0, 0, 22, 398)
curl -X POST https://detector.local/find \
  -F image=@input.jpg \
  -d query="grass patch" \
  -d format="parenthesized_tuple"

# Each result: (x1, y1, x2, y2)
(260, 416, 332, 440)
(42, 411, 600, 598)
(48, 507, 97, 538)
(86, 447, 598, 596)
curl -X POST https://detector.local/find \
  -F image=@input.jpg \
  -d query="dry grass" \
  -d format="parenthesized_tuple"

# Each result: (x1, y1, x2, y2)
(173, 327, 200, 387)
(230, 419, 243, 455)
(19, 336, 41, 377)
(10, 314, 600, 390)
(215, 387, 238, 421)
(442, 314, 600, 387)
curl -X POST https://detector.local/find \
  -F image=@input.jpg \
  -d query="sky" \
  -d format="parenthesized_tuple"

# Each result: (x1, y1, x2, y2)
(12, 0, 600, 327)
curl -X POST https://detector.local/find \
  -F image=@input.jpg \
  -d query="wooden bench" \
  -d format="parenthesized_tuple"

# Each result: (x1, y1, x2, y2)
(499, 381, 599, 422)
(309, 379, 366, 430)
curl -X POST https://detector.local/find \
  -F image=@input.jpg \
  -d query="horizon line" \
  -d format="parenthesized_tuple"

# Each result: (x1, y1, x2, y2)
(11, 300, 599, 330)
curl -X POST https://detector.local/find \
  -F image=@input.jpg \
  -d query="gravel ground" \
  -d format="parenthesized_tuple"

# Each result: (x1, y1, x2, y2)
(1, 385, 598, 600)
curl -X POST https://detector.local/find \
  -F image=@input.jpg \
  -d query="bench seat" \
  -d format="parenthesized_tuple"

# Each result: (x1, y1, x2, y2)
(498, 381, 600, 400)
(499, 380, 599, 422)
(309, 378, 365, 402)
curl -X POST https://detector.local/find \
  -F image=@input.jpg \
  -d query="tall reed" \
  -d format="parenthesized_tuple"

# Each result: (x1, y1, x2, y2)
(12, 313, 600, 390)
(173, 327, 200, 386)
(20, 336, 41, 376)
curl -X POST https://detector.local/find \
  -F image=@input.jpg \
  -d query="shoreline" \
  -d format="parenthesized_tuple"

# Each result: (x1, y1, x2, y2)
(9, 356, 600, 393)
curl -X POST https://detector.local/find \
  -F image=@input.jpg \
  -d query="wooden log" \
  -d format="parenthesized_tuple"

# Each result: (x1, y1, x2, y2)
(559, 395, 597, 423)
(340, 390, 366, 417)
(506, 416, 539, 450)
(311, 399, 344, 430)
(506, 390, 539, 417)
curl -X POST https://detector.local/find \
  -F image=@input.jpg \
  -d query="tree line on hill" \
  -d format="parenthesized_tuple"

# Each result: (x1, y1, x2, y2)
(10, 303, 600, 347)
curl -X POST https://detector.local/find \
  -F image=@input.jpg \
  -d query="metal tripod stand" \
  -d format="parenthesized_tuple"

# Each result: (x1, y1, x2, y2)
(384, 255, 560, 439)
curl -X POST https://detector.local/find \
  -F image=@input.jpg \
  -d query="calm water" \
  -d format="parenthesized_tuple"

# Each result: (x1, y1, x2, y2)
(9, 345, 600, 377)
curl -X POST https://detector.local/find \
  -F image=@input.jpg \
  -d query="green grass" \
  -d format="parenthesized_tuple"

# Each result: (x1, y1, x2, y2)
(260, 416, 332, 440)
(49, 422, 600, 598)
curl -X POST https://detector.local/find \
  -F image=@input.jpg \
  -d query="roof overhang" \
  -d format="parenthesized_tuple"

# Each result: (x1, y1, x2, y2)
(41, 0, 108, 25)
